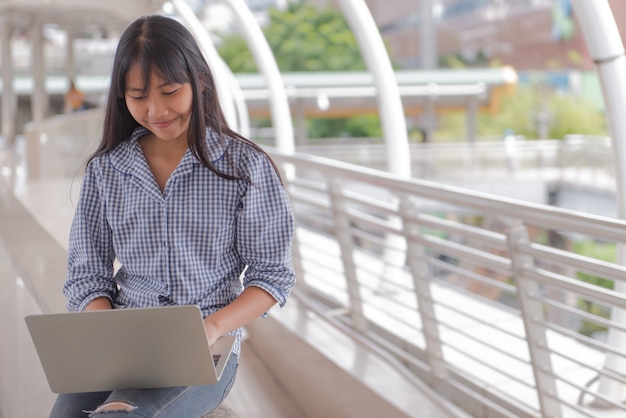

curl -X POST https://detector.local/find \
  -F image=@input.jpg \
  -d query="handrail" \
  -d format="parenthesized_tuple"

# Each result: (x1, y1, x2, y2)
(270, 148, 625, 238)
(267, 147, 626, 417)
(18, 108, 626, 417)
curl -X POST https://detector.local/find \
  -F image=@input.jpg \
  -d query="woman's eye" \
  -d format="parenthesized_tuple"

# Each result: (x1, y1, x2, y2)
(163, 89, 179, 96)
(126, 91, 146, 100)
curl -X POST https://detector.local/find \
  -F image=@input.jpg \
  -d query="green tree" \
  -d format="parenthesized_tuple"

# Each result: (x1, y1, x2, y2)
(548, 92, 607, 138)
(218, 35, 255, 73)
(218, 1, 382, 138)
(436, 85, 608, 140)
(219, 2, 365, 72)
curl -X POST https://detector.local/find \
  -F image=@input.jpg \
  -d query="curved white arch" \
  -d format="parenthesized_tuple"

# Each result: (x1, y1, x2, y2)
(223, 0, 294, 153)
(571, 0, 626, 402)
(171, 0, 239, 130)
(334, 0, 411, 178)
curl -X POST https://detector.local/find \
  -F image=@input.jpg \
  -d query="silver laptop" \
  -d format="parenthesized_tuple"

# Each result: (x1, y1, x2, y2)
(25, 305, 235, 394)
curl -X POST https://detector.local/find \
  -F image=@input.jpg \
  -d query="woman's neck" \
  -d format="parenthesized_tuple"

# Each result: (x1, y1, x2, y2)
(138, 133, 189, 192)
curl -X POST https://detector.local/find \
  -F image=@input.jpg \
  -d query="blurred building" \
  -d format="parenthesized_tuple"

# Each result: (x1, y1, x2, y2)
(366, 0, 588, 70)
(309, 0, 626, 71)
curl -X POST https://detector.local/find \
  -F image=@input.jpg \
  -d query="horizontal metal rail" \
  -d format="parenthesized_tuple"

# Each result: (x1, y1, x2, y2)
(268, 147, 626, 418)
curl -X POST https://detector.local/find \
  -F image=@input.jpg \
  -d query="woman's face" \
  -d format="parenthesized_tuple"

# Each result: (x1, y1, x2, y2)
(124, 63, 193, 144)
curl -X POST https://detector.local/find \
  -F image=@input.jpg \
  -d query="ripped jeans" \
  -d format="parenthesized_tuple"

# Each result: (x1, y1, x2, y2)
(49, 354, 238, 418)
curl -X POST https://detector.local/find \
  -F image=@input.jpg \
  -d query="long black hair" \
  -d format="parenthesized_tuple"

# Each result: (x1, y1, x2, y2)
(90, 14, 273, 181)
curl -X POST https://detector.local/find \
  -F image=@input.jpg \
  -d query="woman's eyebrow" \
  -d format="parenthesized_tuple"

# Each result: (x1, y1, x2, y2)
(157, 81, 179, 88)
(125, 81, 179, 92)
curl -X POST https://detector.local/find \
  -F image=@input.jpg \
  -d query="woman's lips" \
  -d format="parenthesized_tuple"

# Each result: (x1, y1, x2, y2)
(151, 119, 174, 129)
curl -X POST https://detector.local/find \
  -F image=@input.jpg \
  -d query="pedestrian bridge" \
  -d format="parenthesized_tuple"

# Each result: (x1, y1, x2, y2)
(2, 1, 626, 418)
(2, 108, 626, 418)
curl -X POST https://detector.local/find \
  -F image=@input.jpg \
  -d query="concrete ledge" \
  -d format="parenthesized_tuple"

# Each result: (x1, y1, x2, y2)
(245, 310, 410, 418)
(0, 181, 68, 314)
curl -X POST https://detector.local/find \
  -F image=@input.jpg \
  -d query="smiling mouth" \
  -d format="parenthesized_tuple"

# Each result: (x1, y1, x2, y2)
(151, 119, 175, 129)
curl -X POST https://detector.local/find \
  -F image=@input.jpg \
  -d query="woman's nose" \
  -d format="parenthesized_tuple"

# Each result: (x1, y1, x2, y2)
(147, 96, 168, 118)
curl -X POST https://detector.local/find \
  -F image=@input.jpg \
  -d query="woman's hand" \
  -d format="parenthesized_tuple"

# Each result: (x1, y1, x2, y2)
(203, 286, 276, 345)
(203, 321, 222, 347)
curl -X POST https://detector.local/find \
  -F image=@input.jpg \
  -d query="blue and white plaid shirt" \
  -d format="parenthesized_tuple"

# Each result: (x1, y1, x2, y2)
(64, 127, 296, 355)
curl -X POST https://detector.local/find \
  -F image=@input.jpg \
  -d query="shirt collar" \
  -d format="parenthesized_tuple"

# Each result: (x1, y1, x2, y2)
(108, 126, 230, 175)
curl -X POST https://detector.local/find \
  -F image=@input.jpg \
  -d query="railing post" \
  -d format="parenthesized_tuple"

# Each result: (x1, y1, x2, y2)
(507, 222, 561, 418)
(401, 196, 447, 383)
(328, 178, 367, 332)
(281, 174, 307, 293)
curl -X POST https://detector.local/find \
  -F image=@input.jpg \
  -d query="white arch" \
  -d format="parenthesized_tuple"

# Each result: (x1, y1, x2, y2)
(333, 0, 411, 178)
(571, 0, 626, 403)
(223, 0, 294, 153)
(171, 0, 239, 131)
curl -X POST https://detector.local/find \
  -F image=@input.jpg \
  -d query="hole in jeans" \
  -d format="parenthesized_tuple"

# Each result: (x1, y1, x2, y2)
(89, 400, 137, 415)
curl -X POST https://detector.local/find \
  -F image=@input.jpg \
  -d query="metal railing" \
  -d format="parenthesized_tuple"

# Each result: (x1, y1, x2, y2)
(19, 108, 626, 416)
(266, 148, 626, 418)
(294, 135, 614, 188)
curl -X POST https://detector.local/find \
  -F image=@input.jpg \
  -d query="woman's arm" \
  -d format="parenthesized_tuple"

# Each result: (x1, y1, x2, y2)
(203, 286, 276, 346)
(84, 297, 113, 311)
(235, 151, 296, 307)
(202, 148, 296, 345)
(64, 160, 117, 311)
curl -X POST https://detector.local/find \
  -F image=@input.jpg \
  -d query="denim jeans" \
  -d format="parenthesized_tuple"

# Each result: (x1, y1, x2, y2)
(49, 354, 238, 418)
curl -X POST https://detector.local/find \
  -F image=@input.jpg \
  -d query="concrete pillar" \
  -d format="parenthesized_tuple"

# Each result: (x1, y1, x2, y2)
(423, 97, 436, 143)
(31, 20, 47, 126)
(27, 20, 47, 180)
(294, 98, 307, 147)
(465, 96, 478, 173)
(465, 96, 477, 144)
(65, 28, 76, 82)
(64, 28, 77, 115)
(1, 16, 16, 145)
(419, 0, 438, 69)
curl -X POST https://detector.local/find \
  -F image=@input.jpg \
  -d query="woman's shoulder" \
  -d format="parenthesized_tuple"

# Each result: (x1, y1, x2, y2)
(207, 128, 268, 164)
(222, 131, 269, 158)
(88, 128, 145, 174)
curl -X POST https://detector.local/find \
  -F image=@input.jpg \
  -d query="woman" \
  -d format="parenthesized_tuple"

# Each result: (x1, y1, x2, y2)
(50, 15, 296, 418)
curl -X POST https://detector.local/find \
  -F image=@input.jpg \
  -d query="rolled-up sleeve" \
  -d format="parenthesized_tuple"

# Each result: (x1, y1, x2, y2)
(64, 159, 117, 311)
(236, 151, 296, 307)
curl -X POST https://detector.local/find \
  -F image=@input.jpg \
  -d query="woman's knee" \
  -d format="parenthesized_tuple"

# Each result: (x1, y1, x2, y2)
(88, 400, 136, 416)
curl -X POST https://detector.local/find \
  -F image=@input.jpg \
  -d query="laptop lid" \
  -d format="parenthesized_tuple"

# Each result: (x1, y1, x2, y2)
(25, 305, 235, 394)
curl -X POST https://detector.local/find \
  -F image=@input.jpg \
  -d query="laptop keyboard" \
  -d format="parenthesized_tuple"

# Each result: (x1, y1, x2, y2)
(213, 354, 221, 366)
